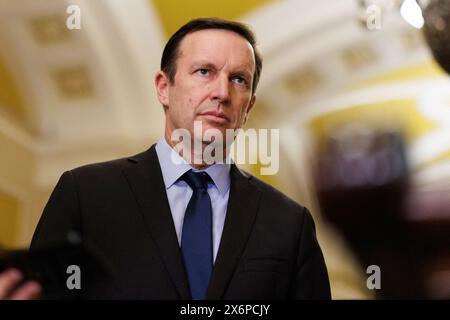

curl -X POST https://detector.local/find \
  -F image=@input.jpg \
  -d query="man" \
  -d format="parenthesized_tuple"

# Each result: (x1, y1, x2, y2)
(30, 17, 331, 299)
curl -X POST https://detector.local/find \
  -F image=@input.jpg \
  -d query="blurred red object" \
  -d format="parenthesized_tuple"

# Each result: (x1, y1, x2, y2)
(313, 126, 450, 299)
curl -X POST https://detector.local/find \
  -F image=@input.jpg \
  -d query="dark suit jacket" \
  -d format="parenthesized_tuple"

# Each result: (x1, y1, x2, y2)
(30, 145, 331, 299)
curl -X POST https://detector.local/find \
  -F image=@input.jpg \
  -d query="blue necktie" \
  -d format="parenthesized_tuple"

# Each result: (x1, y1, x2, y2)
(180, 170, 213, 300)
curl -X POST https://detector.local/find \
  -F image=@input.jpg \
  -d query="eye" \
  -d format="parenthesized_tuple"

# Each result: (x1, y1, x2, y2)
(196, 68, 210, 76)
(232, 76, 248, 86)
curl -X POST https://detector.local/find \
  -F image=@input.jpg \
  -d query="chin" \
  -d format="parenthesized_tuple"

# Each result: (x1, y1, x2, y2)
(201, 127, 227, 142)
(202, 123, 226, 132)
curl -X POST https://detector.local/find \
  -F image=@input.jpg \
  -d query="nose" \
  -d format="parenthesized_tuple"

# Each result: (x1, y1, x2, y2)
(210, 74, 230, 105)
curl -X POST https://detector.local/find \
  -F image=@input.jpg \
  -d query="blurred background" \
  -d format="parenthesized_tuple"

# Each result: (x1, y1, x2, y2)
(1, 0, 449, 299)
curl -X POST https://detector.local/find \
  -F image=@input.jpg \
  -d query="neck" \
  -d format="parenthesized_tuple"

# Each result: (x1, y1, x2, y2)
(164, 132, 228, 170)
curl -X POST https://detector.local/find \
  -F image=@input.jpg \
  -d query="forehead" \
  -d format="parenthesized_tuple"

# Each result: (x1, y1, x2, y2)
(177, 29, 255, 71)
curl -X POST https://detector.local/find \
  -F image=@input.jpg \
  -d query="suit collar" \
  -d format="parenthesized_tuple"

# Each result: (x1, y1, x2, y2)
(206, 163, 261, 299)
(124, 144, 191, 299)
(126, 145, 261, 300)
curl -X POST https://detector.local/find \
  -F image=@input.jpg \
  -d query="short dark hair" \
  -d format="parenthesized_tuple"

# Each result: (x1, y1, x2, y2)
(160, 17, 263, 94)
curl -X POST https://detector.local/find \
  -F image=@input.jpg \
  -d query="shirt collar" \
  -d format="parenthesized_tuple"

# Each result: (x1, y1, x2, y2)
(155, 137, 231, 195)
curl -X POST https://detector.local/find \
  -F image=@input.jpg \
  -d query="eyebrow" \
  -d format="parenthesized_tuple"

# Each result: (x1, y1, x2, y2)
(191, 61, 217, 70)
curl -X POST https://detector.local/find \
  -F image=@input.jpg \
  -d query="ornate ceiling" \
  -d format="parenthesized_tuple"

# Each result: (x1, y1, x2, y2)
(0, 0, 448, 189)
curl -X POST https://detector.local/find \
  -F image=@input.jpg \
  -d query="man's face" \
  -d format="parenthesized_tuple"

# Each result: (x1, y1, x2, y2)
(156, 29, 257, 148)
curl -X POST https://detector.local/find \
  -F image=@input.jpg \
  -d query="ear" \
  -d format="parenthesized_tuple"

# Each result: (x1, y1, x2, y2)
(155, 71, 170, 107)
(243, 95, 256, 125)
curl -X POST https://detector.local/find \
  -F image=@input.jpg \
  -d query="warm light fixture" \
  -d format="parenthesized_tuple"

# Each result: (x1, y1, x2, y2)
(356, 0, 450, 73)
(400, 0, 424, 29)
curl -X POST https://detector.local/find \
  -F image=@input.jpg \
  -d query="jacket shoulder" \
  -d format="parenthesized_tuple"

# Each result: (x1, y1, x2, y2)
(68, 147, 155, 176)
(241, 169, 307, 214)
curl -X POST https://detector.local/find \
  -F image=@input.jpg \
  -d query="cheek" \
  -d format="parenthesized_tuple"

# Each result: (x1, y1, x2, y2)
(184, 84, 206, 108)
(172, 89, 193, 112)
(235, 98, 251, 118)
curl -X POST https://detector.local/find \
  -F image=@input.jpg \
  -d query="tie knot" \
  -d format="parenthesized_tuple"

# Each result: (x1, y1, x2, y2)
(181, 170, 212, 190)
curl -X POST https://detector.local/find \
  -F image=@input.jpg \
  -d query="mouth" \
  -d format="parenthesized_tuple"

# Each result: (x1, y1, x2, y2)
(198, 111, 229, 124)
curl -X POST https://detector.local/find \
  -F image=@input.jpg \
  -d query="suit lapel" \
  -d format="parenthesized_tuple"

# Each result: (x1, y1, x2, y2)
(206, 164, 262, 299)
(122, 145, 191, 299)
